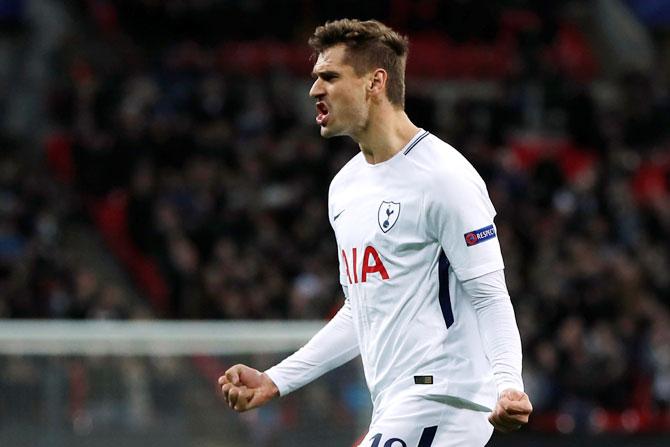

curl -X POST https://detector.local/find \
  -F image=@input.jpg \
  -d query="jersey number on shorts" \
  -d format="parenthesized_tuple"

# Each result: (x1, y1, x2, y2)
(369, 425, 438, 447)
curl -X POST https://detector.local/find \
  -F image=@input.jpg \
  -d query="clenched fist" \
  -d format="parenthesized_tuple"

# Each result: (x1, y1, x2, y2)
(488, 389, 533, 432)
(218, 364, 279, 412)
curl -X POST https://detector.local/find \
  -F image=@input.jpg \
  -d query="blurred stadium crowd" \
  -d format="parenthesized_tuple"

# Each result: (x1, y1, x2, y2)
(1, 0, 670, 435)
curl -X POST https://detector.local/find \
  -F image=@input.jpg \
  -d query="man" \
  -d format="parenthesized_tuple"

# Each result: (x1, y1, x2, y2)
(219, 19, 532, 446)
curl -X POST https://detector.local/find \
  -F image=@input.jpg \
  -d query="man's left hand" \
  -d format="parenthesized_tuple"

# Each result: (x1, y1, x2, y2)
(488, 389, 532, 432)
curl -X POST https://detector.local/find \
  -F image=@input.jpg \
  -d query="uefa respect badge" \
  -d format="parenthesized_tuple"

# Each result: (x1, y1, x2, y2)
(464, 224, 496, 247)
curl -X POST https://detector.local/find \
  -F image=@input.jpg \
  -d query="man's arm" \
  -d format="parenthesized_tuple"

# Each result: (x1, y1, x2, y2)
(424, 159, 532, 431)
(218, 297, 359, 411)
(462, 269, 532, 431)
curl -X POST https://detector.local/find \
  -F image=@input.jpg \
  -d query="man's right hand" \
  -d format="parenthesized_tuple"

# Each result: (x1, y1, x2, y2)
(218, 364, 280, 412)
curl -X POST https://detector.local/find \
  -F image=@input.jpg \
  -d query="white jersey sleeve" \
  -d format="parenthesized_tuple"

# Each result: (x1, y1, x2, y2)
(264, 298, 359, 396)
(462, 269, 524, 396)
(338, 243, 350, 298)
(425, 162, 504, 281)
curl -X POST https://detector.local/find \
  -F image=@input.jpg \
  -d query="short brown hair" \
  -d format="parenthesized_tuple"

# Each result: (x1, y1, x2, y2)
(309, 19, 409, 108)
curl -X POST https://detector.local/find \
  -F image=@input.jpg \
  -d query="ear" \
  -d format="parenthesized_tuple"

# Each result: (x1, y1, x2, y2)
(368, 69, 388, 98)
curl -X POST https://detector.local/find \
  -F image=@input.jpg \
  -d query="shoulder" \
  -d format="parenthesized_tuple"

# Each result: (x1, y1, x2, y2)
(405, 132, 487, 194)
(329, 152, 365, 195)
(327, 152, 364, 219)
(414, 135, 498, 240)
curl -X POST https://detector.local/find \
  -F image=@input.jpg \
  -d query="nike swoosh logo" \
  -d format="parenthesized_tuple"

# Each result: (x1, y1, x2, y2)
(334, 209, 345, 221)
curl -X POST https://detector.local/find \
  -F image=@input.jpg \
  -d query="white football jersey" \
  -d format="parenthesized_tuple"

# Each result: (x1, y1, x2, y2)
(266, 129, 522, 413)
(329, 129, 504, 410)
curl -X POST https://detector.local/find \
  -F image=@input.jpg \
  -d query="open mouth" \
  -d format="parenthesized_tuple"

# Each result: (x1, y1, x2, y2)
(316, 102, 329, 126)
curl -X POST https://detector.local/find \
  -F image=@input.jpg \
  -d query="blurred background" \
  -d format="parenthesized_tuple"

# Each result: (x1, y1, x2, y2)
(0, 0, 669, 446)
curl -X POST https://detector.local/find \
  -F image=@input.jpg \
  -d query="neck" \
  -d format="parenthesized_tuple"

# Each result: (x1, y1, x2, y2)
(356, 104, 420, 165)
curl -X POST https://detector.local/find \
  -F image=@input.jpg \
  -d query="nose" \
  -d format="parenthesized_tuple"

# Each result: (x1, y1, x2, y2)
(309, 78, 324, 99)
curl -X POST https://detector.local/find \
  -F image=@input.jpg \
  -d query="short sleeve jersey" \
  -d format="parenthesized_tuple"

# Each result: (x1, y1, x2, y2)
(329, 130, 504, 410)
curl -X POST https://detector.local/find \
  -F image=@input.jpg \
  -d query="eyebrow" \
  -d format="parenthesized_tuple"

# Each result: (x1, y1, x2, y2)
(311, 70, 339, 79)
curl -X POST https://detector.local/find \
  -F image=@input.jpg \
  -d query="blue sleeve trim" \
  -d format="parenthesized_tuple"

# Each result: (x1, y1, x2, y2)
(438, 250, 454, 329)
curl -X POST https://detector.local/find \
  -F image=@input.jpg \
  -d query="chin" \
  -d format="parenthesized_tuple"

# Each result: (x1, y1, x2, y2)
(319, 123, 349, 139)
